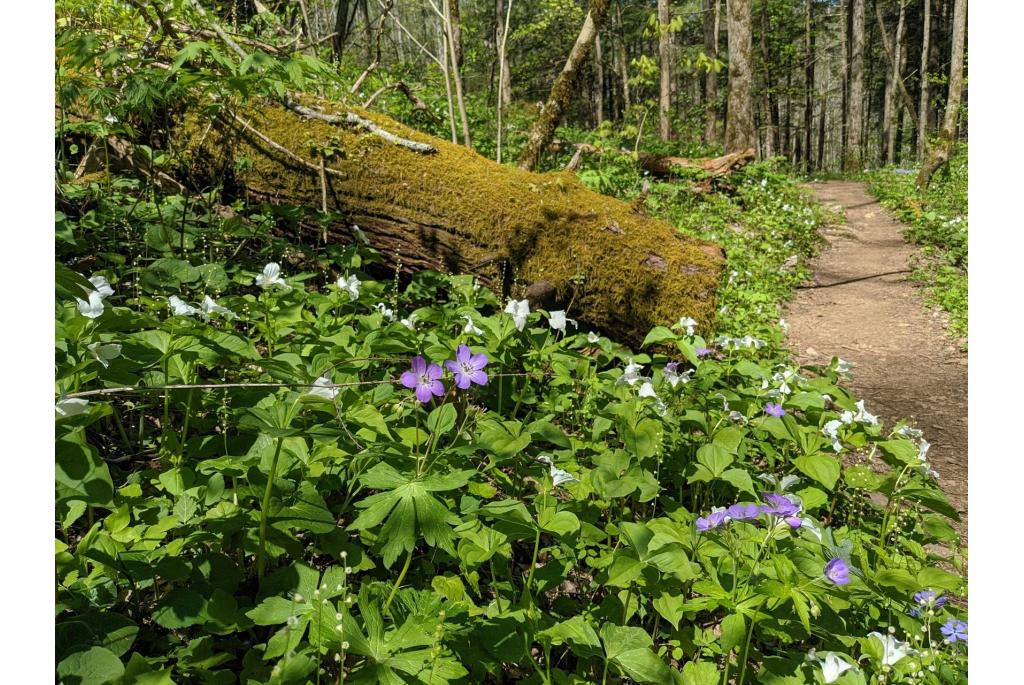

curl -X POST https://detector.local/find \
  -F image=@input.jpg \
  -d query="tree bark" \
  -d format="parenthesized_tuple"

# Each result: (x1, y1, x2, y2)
(917, 0, 965, 188)
(615, 3, 631, 113)
(845, 0, 864, 170)
(495, 0, 512, 107)
(758, 3, 780, 157)
(180, 98, 725, 344)
(448, 0, 463, 69)
(517, 0, 612, 172)
(803, 0, 815, 172)
(726, 0, 756, 153)
(703, 0, 720, 145)
(917, 0, 931, 159)
(442, 0, 472, 148)
(658, 0, 672, 141)
(594, 32, 605, 125)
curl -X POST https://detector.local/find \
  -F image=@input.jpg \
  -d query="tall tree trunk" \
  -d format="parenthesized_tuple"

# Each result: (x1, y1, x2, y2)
(517, 0, 611, 171)
(816, 76, 827, 169)
(758, 4, 780, 156)
(658, 0, 672, 140)
(845, 0, 864, 170)
(803, 0, 815, 172)
(594, 32, 605, 125)
(725, 0, 755, 153)
(442, 0, 472, 147)
(186, 98, 725, 345)
(496, 0, 513, 108)
(615, 4, 631, 113)
(917, 0, 931, 158)
(917, 0, 965, 188)
(448, 0, 463, 69)
(883, 1, 906, 165)
(840, 0, 849, 162)
(783, 54, 793, 160)
(703, 0, 720, 145)
(333, 0, 353, 60)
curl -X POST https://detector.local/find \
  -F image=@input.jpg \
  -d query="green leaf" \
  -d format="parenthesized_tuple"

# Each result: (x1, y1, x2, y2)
(917, 567, 962, 592)
(720, 468, 756, 495)
(537, 616, 602, 658)
(152, 588, 205, 629)
(641, 326, 677, 346)
(720, 613, 747, 652)
(426, 403, 457, 437)
(874, 569, 918, 592)
(56, 433, 115, 516)
(697, 443, 733, 478)
(246, 596, 309, 626)
(56, 647, 124, 685)
(792, 454, 841, 490)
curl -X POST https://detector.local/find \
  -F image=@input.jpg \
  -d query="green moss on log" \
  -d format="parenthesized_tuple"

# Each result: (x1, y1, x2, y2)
(176, 97, 724, 344)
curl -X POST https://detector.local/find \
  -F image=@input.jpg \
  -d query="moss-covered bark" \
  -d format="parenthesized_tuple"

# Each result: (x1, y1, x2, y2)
(177, 97, 724, 345)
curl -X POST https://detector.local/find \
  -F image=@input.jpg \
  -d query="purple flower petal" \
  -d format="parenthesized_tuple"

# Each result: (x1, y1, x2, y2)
(415, 384, 433, 403)
(469, 352, 489, 370)
(410, 356, 427, 375)
(454, 373, 473, 390)
(444, 360, 460, 375)
(426, 363, 444, 380)
(428, 379, 446, 397)
(400, 371, 418, 389)
(469, 369, 489, 386)
(785, 516, 802, 529)
(824, 558, 850, 585)
(455, 344, 471, 364)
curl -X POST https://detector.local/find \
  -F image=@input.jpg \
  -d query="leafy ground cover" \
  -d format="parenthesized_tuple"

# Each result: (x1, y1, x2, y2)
(863, 149, 968, 340)
(56, 165, 967, 683)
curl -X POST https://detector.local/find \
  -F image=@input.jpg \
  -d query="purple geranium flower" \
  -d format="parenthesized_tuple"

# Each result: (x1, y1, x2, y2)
(910, 589, 948, 617)
(695, 509, 729, 533)
(695, 347, 712, 357)
(444, 344, 489, 390)
(726, 503, 764, 521)
(762, 493, 803, 528)
(764, 402, 786, 417)
(824, 558, 850, 586)
(401, 356, 445, 403)
(941, 619, 967, 644)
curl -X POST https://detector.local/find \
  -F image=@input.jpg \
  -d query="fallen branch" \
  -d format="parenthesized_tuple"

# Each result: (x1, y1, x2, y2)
(285, 100, 437, 154)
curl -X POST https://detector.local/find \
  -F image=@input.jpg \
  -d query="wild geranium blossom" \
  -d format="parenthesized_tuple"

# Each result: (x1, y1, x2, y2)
(763, 493, 802, 528)
(695, 347, 712, 358)
(868, 632, 914, 665)
(504, 299, 530, 332)
(445, 345, 489, 389)
(401, 356, 445, 403)
(726, 503, 763, 520)
(764, 402, 786, 417)
(824, 558, 850, 585)
(941, 619, 968, 644)
(255, 262, 290, 289)
(337, 274, 360, 301)
(910, 590, 947, 617)
(695, 508, 729, 532)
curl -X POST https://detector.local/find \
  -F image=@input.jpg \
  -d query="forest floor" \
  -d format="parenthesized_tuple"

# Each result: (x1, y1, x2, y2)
(785, 181, 968, 536)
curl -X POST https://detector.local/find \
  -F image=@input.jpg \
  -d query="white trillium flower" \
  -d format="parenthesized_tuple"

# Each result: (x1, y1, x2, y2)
(504, 299, 531, 332)
(401, 313, 418, 330)
(88, 275, 115, 299)
(835, 358, 854, 374)
(917, 439, 931, 463)
(104, 113, 119, 124)
(822, 419, 844, 452)
(55, 397, 90, 418)
(897, 425, 924, 440)
(617, 359, 647, 387)
(840, 410, 854, 424)
(87, 342, 122, 368)
(816, 652, 854, 683)
(307, 375, 340, 400)
(637, 381, 658, 399)
(663, 364, 692, 389)
(779, 318, 789, 332)
(587, 331, 600, 343)
(200, 295, 236, 319)
(854, 400, 880, 426)
(868, 632, 914, 666)
(675, 316, 697, 336)
(255, 262, 290, 289)
(75, 291, 106, 319)
(728, 410, 747, 424)
(758, 473, 800, 491)
(536, 455, 577, 487)
(374, 303, 396, 321)
(462, 316, 483, 336)
(547, 310, 577, 333)
(337, 274, 360, 301)
(168, 295, 200, 317)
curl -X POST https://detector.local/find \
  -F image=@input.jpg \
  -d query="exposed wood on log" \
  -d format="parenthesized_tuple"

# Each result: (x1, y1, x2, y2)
(554, 142, 755, 180)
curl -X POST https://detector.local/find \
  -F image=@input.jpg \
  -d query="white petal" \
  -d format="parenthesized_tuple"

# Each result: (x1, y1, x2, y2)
(307, 375, 340, 400)
(55, 398, 90, 417)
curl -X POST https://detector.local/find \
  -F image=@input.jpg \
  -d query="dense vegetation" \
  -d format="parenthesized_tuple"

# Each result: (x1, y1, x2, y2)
(55, 1, 967, 684)
(864, 147, 968, 340)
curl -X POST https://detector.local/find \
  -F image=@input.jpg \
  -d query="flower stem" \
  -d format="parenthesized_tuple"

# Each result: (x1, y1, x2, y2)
(737, 617, 756, 685)
(522, 527, 542, 606)
(256, 435, 285, 579)
(382, 548, 414, 615)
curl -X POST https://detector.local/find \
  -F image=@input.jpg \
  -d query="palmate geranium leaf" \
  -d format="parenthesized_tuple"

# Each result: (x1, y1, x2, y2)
(350, 464, 473, 567)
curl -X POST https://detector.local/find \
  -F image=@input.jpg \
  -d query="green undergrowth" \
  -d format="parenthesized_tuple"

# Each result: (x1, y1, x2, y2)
(863, 149, 968, 341)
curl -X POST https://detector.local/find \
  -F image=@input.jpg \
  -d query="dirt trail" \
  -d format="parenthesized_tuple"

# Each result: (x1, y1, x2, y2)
(786, 181, 968, 534)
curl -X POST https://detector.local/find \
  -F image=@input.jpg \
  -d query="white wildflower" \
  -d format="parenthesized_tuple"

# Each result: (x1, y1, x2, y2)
(835, 358, 854, 374)
(617, 359, 647, 387)
(504, 299, 530, 332)
(307, 375, 340, 400)
(587, 331, 600, 343)
(75, 291, 105, 319)
(87, 342, 122, 368)
(374, 303, 395, 321)
(400, 313, 418, 330)
(822, 419, 844, 452)
(337, 274, 360, 301)
(868, 632, 914, 666)
(55, 397, 90, 418)
(637, 381, 658, 399)
(675, 316, 697, 336)
(168, 295, 200, 317)
(462, 316, 483, 336)
(779, 318, 789, 332)
(547, 310, 577, 333)
(255, 262, 290, 289)
(200, 295, 236, 319)
(536, 455, 577, 487)
(854, 400, 880, 426)
(816, 652, 854, 684)
(88, 275, 115, 299)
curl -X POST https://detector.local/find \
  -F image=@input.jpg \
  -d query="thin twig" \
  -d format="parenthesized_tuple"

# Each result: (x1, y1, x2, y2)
(285, 100, 437, 153)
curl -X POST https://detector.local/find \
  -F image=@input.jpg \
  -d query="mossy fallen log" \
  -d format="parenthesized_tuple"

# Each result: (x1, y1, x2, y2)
(177, 97, 724, 344)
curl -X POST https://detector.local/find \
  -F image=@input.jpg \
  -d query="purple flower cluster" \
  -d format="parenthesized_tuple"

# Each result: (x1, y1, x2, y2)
(695, 493, 805, 532)
(910, 589, 948, 617)
(401, 344, 489, 404)
(695, 347, 713, 358)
